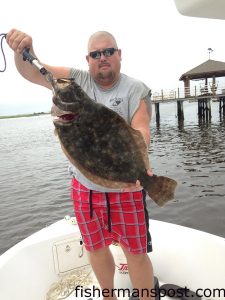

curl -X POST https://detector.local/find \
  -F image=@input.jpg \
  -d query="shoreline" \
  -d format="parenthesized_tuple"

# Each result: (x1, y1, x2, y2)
(0, 112, 49, 119)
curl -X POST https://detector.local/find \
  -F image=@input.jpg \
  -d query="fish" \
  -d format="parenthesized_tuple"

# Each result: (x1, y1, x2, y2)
(51, 78, 177, 207)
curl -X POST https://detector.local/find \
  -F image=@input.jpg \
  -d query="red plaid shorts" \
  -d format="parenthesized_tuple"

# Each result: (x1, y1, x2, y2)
(71, 177, 152, 254)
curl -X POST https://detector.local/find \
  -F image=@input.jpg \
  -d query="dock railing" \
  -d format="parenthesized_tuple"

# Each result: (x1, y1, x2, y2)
(152, 83, 225, 102)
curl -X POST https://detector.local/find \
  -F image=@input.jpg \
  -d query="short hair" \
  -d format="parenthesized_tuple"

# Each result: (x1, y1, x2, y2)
(87, 31, 118, 51)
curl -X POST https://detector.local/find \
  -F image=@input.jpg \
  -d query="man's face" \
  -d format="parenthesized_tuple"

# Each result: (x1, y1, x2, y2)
(86, 35, 121, 87)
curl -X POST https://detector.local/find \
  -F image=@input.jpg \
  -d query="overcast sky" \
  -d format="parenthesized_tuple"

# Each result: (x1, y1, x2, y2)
(1, 0, 225, 115)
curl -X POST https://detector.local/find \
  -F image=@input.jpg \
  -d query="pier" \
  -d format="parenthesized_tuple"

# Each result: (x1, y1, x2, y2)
(152, 84, 225, 122)
(152, 58, 225, 122)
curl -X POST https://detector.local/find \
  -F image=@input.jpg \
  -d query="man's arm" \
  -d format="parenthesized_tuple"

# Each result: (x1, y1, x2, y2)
(6, 29, 70, 89)
(131, 99, 151, 147)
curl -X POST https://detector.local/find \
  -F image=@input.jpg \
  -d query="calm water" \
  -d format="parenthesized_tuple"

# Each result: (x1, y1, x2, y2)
(0, 102, 225, 254)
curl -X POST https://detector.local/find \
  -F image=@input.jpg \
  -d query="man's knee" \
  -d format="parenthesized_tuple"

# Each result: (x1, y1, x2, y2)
(123, 250, 150, 265)
(88, 246, 112, 259)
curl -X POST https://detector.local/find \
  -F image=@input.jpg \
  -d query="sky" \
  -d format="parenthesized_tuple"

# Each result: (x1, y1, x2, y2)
(1, 0, 225, 115)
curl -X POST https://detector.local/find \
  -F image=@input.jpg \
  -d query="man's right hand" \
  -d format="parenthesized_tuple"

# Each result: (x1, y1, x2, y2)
(6, 29, 33, 54)
(5, 28, 70, 88)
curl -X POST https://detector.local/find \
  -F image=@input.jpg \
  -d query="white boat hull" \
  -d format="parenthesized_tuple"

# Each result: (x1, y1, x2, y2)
(0, 217, 224, 300)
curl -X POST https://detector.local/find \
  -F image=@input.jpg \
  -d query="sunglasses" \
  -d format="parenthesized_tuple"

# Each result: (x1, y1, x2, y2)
(89, 48, 118, 59)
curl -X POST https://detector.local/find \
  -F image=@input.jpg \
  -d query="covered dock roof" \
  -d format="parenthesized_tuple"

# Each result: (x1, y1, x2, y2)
(179, 59, 225, 81)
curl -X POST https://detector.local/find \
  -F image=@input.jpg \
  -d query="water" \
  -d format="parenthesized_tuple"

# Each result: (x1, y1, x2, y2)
(0, 102, 225, 254)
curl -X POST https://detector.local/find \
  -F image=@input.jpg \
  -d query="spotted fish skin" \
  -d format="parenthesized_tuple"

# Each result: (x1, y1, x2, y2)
(52, 78, 177, 207)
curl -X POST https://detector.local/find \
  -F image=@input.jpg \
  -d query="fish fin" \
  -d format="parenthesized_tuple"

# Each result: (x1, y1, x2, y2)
(142, 174, 177, 207)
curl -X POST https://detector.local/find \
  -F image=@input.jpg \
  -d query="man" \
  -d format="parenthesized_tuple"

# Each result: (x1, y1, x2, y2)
(6, 29, 154, 300)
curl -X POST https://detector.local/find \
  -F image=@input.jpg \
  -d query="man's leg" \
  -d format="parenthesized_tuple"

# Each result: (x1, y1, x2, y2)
(88, 247, 118, 300)
(122, 245, 154, 300)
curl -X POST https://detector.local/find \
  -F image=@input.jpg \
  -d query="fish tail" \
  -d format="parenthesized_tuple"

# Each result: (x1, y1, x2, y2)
(141, 174, 177, 207)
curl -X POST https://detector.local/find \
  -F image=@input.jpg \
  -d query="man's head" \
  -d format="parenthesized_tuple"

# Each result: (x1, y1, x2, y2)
(86, 31, 122, 88)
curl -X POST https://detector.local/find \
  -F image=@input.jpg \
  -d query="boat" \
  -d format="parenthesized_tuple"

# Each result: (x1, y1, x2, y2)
(0, 216, 225, 300)
(1, 2, 225, 300)
(174, 0, 225, 20)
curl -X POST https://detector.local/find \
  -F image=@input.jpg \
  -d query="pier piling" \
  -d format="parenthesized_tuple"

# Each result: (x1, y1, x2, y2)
(198, 98, 212, 120)
(154, 103, 160, 123)
(177, 100, 184, 120)
(219, 96, 225, 115)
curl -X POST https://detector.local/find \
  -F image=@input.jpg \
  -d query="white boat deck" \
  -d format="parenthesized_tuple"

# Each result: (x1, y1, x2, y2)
(45, 263, 175, 300)
(46, 278, 173, 300)
(46, 280, 173, 300)
(1, 217, 225, 300)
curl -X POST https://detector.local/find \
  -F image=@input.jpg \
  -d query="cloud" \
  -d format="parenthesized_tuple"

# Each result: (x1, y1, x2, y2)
(1, 0, 225, 115)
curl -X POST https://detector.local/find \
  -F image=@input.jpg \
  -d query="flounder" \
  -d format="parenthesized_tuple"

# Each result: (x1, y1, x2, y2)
(51, 78, 177, 207)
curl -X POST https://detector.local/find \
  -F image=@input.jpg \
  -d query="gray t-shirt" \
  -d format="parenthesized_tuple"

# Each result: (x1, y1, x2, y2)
(68, 68, 151, 192)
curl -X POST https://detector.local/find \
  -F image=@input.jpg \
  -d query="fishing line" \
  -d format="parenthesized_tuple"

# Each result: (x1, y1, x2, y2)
(0, 33, 7, 72)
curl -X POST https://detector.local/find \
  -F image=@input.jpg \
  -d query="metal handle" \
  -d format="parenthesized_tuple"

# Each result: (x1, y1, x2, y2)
(22, 47, 36, 63)
(23, 47, 47, 75)
(22, 47, 54, 84)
